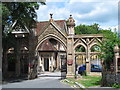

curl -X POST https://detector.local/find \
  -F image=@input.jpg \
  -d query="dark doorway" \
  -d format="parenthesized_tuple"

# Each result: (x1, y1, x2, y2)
(20, 57, 28, 75)
(7, 54, 16, 71)
(61, 55, 67, 79)
(44, 58, 49, 71)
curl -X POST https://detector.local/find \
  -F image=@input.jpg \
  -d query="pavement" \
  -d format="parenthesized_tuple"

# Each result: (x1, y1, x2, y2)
(1, 72, 72, 89)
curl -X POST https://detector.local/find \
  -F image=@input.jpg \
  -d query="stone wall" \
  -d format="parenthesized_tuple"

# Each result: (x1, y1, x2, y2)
(102, 72, 120, 86)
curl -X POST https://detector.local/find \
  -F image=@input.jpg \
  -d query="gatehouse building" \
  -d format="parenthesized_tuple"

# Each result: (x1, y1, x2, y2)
(3, 14, 103, 79)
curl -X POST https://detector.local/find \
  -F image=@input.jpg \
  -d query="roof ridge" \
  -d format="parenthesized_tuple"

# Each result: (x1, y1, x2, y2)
(37, 20, 66, 23)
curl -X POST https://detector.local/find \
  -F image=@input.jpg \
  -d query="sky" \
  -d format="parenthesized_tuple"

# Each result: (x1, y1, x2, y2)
(36, 0, 120, 32)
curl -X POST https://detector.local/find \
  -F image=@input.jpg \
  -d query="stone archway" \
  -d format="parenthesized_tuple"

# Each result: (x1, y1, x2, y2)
(90, 44, 101, 69)
(75, 45, 86, 66)
(74, 45, 87, 74)
(36, 34, 67, 51)
(34, 15, 104, 77)
(36, 34, 67, 73)
(71, 35, 103, 74)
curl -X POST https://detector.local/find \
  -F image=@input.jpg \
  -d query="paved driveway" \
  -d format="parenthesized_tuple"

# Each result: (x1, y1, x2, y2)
(2, 72, 72, 88)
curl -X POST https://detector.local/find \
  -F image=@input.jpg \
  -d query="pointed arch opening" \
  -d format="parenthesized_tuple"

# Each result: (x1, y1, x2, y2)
(75, 45, 86, 52)
(90, 44, 101, 52)
(75, 45, 86, 67)
(90, 44, 102, 69)
(37, 37, 66, 73)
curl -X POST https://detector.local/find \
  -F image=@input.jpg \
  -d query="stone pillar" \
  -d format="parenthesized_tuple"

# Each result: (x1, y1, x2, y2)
(51, 54, 54, 72)
(38, 54, 41, 73)
(66, 15, 75, 78)
(59, 54, 61, 70)
(39, 55, 42, 66)
(49, 57, 50, 72)
(42, 57, 45, 72)
(56, 53, 60, 71)
(66, 36, 75, 78)
(114, 44, 120, 73)
(86, 46, 91, 74)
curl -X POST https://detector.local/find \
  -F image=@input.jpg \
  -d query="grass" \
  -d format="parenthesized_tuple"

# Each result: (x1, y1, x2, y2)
(61, 79, 75, 86)
(66, 75, 102, 88)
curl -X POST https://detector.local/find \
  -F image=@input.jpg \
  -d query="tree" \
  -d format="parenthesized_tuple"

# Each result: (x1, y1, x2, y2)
(2, 2, 45, 34)
(2, 2, 46, 53)
(2, 2, 46, 78)
(99, 30, 120, 70)
(75, 23, 99, 34)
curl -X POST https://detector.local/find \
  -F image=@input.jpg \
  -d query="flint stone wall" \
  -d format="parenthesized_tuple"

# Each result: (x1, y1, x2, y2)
(103, 72, 120, 85)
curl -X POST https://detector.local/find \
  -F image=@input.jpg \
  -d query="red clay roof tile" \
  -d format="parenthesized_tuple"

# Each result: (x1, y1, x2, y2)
(35, 20, 66, 36)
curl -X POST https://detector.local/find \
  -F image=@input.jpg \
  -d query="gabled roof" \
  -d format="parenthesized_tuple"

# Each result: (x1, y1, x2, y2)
(11, 20, 29, 34)
(38, 39, 57, 51)
(36, 20, 67, 36)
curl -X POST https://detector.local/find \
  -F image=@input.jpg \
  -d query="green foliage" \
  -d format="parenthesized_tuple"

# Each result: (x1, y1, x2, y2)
(75, 23, 99, 34)
(2, 2, 46, 42)
(75, 45, 85, 52)
(112, 83, 120, 88)
(2, 2, 46, 37)
(99, 31, 120, 69)
(1, 4, 10, 25)
(91, 45, 101, 52)
(2, 2, 41, 29)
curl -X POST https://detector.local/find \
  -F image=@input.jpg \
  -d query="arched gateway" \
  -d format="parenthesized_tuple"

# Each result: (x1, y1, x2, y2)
(35, 14, 103, 77)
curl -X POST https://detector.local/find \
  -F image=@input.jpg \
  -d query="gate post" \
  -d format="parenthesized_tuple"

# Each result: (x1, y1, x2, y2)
(66, 15, 75, 78)
(86, 46, 91, 74)
(66, 36, 75, 78)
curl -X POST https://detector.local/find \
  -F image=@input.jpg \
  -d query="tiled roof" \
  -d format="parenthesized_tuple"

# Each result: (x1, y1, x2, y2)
(38, 39, 57, 51)
(36, 20, 67, 36)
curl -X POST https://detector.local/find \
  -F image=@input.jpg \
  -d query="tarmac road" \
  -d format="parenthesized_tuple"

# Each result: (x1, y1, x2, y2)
(2, 72, 72, 89)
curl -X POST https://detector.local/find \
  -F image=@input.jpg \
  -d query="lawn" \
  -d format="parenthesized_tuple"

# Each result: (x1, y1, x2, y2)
(66, 76, 102, 88)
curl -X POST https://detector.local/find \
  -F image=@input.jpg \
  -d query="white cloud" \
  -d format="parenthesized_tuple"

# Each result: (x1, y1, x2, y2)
(47, 0, 66, 2)
(100, 25, 119, 33)
(69, 0, 119, 3)
(36, 0, 119, 31)
(46, 0, 119, 3)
